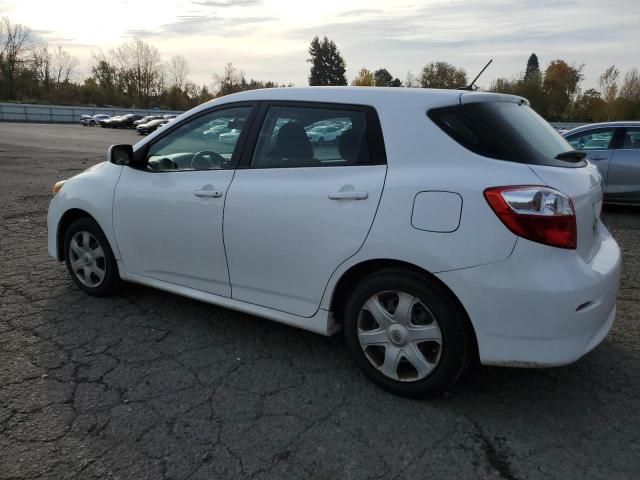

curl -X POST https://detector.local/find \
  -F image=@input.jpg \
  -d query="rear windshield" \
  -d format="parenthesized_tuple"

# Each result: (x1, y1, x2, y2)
(428, 101, 584, 167)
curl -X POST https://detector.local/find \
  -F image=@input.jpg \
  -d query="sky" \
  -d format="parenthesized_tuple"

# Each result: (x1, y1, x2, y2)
(2, 0, 639, 90)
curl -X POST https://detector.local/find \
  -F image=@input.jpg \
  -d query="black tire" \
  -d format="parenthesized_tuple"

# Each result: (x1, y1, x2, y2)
(63, 217, 121, 297)
(89, 120, 96, 126)
(343, 268, 472, 398)
(318, 137, 324, 145)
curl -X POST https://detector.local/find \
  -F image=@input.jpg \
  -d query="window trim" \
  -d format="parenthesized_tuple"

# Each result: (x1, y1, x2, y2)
(132, 101, 258, 173)
(237, 100, 387, 169)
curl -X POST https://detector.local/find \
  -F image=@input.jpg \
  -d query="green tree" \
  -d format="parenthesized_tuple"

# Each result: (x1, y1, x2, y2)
(351, 67, 375, 86)
(542, 60, 583, 120)
(524, 53, 540, 81)
(374, 68, 402, 87)
(573, 88, 607, 122)
(307, 36, 347, 86)
(419, 62, 467, 89)
(618, 68, 640, 119)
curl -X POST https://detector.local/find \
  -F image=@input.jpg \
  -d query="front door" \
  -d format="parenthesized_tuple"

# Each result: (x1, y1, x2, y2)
(607, 127, 640, 203)
(113, 104, 254, 296)
(565, 127, 616, 184)
(224, 102, 387, 317)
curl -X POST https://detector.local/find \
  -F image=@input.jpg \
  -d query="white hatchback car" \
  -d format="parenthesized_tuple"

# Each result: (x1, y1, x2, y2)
(48, 87, 621, 397)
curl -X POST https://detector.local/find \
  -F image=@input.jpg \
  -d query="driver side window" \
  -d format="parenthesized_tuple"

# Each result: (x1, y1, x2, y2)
(146, 106, 251, 171)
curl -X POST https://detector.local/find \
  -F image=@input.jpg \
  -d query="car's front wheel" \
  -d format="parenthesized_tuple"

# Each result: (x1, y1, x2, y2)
(343, 269, 472, 397)
(63, 217, 121, 296)
(89, 120, 96, 126)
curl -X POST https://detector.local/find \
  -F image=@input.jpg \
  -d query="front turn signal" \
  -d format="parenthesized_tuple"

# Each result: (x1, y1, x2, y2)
(52, 180, 66, 196)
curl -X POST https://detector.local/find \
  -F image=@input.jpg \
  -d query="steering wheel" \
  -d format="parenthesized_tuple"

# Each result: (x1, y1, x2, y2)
(191, 150, 225, 170)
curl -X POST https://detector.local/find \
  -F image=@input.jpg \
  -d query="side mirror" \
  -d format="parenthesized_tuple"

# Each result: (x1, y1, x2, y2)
(108, 144, 134, 166)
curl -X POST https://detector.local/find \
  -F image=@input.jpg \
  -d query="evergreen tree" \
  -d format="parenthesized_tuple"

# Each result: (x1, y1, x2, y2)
(307, 36, 347, 86)
(524, 53, 540, 81)
(374, 68, 402, 87)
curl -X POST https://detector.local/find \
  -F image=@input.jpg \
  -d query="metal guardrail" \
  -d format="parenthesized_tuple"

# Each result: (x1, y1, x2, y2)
(0, 103, 183, 124)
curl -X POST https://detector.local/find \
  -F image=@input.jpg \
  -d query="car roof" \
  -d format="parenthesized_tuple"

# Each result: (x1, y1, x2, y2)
(197, 87, 526, 112)
(564, 121, 640, 135)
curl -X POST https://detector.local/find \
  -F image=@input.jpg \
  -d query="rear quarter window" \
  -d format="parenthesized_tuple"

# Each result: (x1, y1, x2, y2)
(428, 101, 584, 168)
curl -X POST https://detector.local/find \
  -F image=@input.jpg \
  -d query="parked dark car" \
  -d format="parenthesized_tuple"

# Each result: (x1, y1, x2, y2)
(100, 116, 122, 128)
(134, 115, 164, 127)
(136, 118, 170, 135)
(106, 114, 145, 129)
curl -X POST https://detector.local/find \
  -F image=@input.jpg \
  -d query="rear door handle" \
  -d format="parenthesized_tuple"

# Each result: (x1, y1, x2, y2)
(328, 191, 369, 200)
(194, 189, 222, 198)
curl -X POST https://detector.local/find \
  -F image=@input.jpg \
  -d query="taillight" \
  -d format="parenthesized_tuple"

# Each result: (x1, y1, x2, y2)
(484, 186, 577, 249)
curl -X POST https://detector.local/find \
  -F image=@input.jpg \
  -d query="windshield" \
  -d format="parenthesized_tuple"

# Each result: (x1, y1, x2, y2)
(429, 101, 583, 168)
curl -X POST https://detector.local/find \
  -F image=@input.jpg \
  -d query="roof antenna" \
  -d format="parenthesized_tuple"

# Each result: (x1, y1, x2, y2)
(460, 59, 493, 91)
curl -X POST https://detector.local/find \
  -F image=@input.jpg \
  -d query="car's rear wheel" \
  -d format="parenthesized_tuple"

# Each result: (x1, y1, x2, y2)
(63, 217, 121, 296)
(343, 269, 472, 397)
(89, 120, 96, 126)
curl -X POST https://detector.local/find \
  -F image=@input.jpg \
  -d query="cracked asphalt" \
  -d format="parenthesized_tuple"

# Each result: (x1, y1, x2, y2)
(1, 123, 639, 480)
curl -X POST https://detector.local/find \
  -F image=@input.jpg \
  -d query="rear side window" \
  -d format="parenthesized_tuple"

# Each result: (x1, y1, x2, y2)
(428, 101, 582, 167)
(250, 105, 382, 168)
(622, 127, 640, 149)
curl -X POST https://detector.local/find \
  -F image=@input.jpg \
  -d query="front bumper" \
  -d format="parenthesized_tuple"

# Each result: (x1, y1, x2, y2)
(47, 194, 62, 260)
(437, 229, 622, 367)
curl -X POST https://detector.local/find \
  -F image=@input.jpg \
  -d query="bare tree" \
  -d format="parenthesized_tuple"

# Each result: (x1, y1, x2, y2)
(0, 17, 33, 98)
(599, 65, 619, 120)
(31, 43, 52, 90)
(52, 45, 79, 84)
(166, 54, 189, 89)
(212, 62, 245, 96)
(112, 39, 163, 106)
(404, 71, 419, 87)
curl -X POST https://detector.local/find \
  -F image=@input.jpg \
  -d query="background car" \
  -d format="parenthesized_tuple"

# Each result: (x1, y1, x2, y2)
(136, 118, 170, 135)
(80, 114, 111, 126)
(134, 115, 164, 127)
(203, 120, 230, 139)
(218, 129, 241, 145)
(100, 115, 122, 128)
(305, 123, 344, 144)
(107, 114, 144, 129)
(563, 121, 640, 205)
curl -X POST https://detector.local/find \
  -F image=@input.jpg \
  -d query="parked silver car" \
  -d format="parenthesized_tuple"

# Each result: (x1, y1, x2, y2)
(564, 122, 640, 205)
(80, 114, 111, 127)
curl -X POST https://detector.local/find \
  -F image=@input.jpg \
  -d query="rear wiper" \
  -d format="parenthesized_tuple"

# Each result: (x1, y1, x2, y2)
(555, 150, 586, 162)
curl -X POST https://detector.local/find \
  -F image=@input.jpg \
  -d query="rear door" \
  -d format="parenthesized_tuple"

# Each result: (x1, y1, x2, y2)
(606, 127, 640, 203)
(223, 102, 387, 317)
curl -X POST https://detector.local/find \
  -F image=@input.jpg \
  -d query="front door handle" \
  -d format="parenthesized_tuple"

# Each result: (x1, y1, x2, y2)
(194, 189, 222, 198)
(590, 156, 608, 161)
(328, 191, 369, 200)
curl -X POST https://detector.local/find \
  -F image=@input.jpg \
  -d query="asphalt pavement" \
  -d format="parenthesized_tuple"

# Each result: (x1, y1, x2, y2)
(0, 123, 638, 479)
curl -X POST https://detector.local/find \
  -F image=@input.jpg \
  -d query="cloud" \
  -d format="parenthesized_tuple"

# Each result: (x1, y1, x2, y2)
(283, 0, 640, 88)
(192, 0, 261, 7)
(127, 14, 274, 38)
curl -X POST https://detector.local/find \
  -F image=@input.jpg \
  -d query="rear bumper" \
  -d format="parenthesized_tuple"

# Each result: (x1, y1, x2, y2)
(437, 228, 622, 367)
